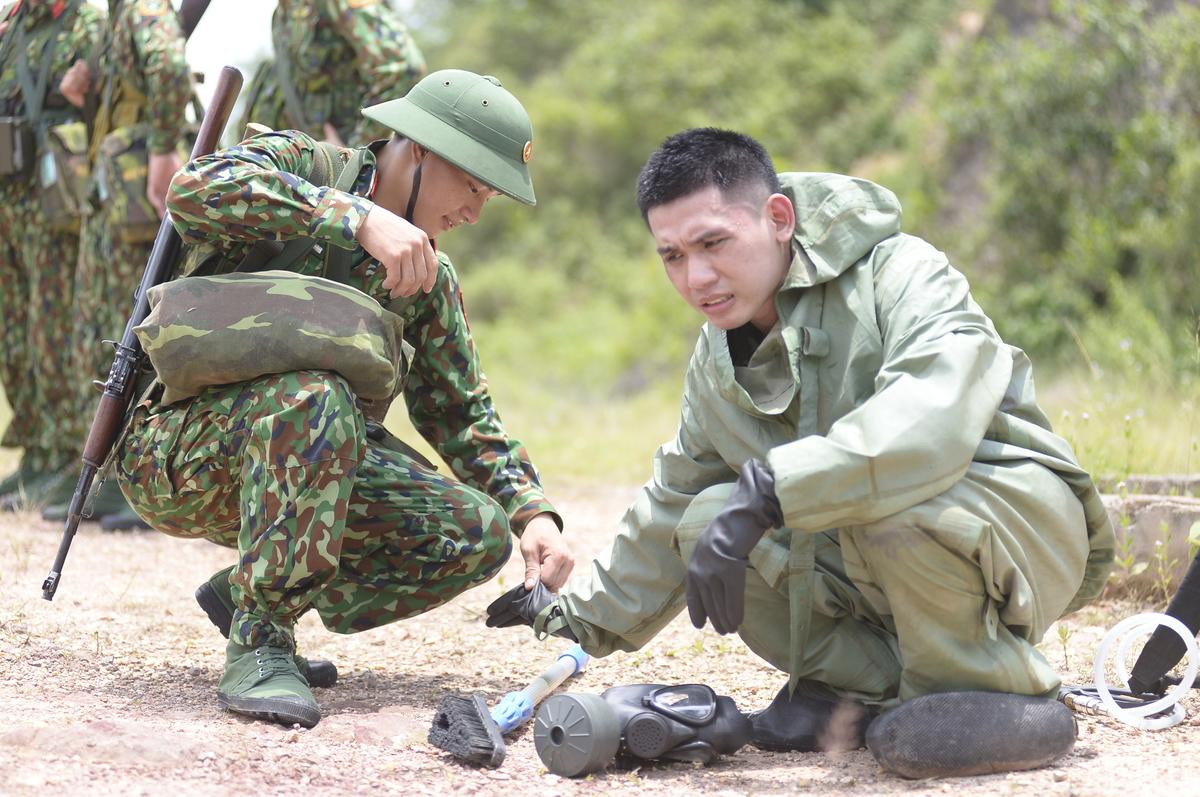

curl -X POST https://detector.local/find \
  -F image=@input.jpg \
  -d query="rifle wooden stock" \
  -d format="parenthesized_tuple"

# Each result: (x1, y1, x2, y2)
(41, 66, 244, 601)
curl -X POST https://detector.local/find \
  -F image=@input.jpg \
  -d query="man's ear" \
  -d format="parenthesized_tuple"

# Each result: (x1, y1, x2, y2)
(764, 193, 795, 242)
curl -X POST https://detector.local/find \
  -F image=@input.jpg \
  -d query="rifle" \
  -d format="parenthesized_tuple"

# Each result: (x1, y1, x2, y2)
(178, 0, 213, 41)
(40, 65, 244, 602)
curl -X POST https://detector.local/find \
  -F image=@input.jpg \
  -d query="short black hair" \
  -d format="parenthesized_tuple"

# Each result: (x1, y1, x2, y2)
(636, 128, 781, 223)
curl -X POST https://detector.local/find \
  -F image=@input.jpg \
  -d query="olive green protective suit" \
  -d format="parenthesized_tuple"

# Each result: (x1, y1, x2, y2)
(555, 173, 1115, 707)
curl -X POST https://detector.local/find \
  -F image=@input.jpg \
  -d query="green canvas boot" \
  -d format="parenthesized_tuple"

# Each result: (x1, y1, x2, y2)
(196, 565, 339, 688)
(98, 507, 152, 531)
(42, 477, 129, 522)
(0, 468, 70, 512)
(217, 641, 321, 728)
(0, 458, 34, 497)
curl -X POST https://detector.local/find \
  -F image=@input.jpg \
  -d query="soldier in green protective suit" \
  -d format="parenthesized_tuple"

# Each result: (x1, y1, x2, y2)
(239, 0, 425, 147)
(0, 0, 104, 510)
(116, 70, 573, 729)
(39, 0, 194, 528)
(488, 129, 1115, 779)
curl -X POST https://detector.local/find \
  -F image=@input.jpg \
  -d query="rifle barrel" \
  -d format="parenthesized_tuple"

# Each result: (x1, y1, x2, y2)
(41, 66, 244, 601)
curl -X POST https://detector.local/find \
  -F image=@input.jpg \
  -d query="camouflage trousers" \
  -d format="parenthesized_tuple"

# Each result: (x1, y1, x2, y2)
(116, 369, 513, 648)
(0, 185, 80, 472)
(65, 209, 152, 448)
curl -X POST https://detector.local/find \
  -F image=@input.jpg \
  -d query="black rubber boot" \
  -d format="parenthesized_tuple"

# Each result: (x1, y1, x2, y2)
(749, 681, 875, 752)
(866, 691, 1077, 779)
(196, 565, 338, 689)
(0, 459, 33, 496)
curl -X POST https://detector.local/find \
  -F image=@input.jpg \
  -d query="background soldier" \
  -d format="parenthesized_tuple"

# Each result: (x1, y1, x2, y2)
(0, 0, 104, 510)
(239, 0, 425, 147)
(39, 0, 194, 529)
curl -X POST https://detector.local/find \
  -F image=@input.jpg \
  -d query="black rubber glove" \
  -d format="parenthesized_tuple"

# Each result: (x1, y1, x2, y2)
(485, 581, 578, 641)
(686, 458, 784, 635)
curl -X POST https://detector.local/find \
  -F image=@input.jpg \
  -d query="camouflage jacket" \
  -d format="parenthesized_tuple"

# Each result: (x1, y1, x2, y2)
(0, 0, 104, 194)
(166, 129, 558, 534)
(240, 0, 425, 146)
(96, 0, 191, 155)
(0, 0, 104, 116)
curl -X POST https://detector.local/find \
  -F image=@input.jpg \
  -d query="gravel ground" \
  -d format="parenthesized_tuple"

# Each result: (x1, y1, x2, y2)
(2, 481, 1199, 796)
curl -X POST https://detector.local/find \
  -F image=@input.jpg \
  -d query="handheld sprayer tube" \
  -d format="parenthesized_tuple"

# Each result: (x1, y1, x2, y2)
(520, 646, 588, 705)
(491, 644, 588, 734)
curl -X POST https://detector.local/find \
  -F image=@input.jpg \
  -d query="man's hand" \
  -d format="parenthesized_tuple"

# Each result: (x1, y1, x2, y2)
(59, 59, 91, 108)
(146, 151, 183, 218)
(686, 458, 783, 635)
(322, 122, 345, 147)
(520, 513, 574, 591)
(356, 205, 438, 297)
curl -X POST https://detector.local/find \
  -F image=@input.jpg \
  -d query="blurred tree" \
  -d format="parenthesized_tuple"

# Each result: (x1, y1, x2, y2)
(408, 0, 1198, 391)
(915, 0, 1200, 373)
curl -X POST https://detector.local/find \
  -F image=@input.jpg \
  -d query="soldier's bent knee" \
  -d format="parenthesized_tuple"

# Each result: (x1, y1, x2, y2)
(474, 499, 513, 581)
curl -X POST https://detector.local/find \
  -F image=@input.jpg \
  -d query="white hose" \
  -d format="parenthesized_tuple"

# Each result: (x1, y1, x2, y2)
(1092, 611, 1199, 730)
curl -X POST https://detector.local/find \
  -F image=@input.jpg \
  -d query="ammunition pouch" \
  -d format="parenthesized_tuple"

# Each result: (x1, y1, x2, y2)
(93, 122, 195, 243)
(0, 116, 36, 179)
(38, 119, 91, 228)
(133, 270, 413, 410)
(89, 74, 202, 242)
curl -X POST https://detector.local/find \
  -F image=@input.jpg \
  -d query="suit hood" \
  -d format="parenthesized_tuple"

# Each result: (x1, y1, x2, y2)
(777, 172, 903, 290)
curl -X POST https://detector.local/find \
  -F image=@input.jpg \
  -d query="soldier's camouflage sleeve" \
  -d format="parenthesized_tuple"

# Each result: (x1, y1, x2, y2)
(126, 0, 190, 154)
(71, 2, 106, 64)
(323, 0, 425, 143)
(393, 257, 560, 536)
(166, 130, 373, 249)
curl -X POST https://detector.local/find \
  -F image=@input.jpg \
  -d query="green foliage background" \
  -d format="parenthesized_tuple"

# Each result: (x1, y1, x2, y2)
(394, 0, 1199, 484)
(4, 0, 1197, 486)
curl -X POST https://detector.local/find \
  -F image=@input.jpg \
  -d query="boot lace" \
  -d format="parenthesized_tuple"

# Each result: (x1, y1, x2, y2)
(253, 646, 297, 680)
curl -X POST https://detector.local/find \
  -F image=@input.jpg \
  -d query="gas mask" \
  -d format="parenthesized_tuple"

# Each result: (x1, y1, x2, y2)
(533, 683, 751, 777)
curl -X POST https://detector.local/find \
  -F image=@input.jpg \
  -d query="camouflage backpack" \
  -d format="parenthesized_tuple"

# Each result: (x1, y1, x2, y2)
(134, 269, 409, 408)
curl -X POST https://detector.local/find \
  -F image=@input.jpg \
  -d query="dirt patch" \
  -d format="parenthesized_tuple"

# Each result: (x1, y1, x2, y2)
(2, 481, 1199, 796)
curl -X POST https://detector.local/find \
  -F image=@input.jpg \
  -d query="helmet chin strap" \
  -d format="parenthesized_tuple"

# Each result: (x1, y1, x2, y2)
(403, 156, 424, 224)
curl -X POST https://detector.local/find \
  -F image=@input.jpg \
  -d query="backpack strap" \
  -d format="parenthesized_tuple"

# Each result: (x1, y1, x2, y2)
(233, 140, 367, 285)
(13, 4, 76, 134)
(320, 143, 366, 285)
(270, 16, 313, 132)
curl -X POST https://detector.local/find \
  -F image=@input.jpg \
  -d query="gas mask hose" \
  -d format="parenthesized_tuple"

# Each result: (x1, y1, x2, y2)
(1085, 611, 1198, 730)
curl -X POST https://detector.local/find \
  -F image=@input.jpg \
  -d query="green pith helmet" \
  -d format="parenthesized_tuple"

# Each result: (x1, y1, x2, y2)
(362, 69, 536, 206)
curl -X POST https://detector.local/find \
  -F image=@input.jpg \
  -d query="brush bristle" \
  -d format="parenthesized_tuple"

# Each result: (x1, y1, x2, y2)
(428, 693, 507, 767)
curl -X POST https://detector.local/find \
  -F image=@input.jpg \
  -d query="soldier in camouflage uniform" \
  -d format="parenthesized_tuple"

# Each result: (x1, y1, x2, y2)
(0, 0, 104, 509)
(40, 0, 193, 527)
(116, 70, 573, 728)
(240, 0, 425, 147)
